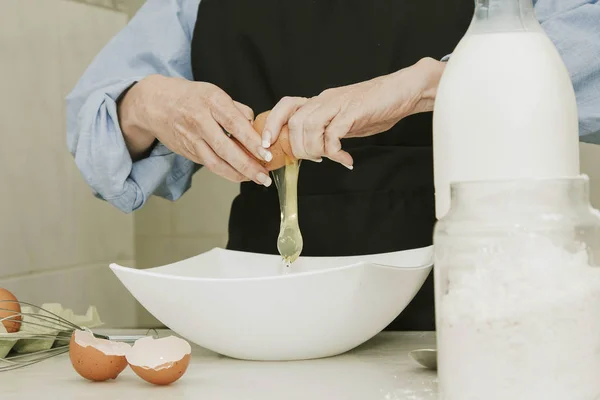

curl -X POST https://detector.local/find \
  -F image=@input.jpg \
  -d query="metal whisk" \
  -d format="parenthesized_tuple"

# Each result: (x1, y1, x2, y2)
(0, 300, 148, 372)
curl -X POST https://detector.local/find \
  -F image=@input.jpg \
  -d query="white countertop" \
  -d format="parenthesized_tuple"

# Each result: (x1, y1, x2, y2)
(2, 330, 437, 400)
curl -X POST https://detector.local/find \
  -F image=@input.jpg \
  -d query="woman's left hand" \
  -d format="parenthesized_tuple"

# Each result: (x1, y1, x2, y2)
(262, 57, 446, 168)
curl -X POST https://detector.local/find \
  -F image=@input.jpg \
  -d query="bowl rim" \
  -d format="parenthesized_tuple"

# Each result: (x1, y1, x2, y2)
(109, 261, 433, 283)
(109, 246, 434, 283)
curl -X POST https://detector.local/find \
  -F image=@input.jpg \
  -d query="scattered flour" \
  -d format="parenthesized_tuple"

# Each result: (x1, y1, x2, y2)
(438, 238, 600, 400)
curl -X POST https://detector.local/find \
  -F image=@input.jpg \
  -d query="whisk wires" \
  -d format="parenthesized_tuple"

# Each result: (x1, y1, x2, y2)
(0, 300, 110, 337)
(0, 300, 154, 372)
(0, 300, 102, 372)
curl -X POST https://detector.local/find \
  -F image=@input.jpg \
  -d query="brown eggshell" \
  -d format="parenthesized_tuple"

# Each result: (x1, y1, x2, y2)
(130, 354, 191, 386)
(0, 288, 21, 333)
(69, 331, 129, 382)
(233, 110, 295, 171)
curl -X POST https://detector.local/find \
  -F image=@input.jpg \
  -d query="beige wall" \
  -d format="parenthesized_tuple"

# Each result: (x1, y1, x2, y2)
(118, 0, 146, 17)
(63, 0, 144, 17)
(134, 171, 237, 270)
(0, 0, 135, 328)
(581, 143, 600, 208)
(0, 0, 235, 330)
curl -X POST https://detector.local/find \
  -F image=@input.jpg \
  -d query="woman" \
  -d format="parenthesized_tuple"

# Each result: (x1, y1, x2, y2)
(67, 0, 600, 331)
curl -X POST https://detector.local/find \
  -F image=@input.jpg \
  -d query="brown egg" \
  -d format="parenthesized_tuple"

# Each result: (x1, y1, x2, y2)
(252, 111, 295, 171)
(0, 288, 21, 333)
(69, 330, 130, 382)
(233, 110, 295, 170)
(126, 336, 191, 386)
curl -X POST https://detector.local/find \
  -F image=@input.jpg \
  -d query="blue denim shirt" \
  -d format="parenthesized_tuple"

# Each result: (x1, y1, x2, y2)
(66, 0, 600, 213)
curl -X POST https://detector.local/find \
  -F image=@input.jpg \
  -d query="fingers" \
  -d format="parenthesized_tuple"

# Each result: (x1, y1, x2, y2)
(286, 100, 354, 169)
(301, 103, 341, 160)
(323, 112, 354, 169)
(233, 101, 254, 121)
(263, 96, 307, 148)
(193, 139, 248, 182)
(209, 91, 272, 163)
(287, 99, 352, 168)
(201, 114, 272, 187)
(287, 101, 323, 161)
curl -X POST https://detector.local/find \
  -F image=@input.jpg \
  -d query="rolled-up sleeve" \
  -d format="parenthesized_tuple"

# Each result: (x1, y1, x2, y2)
(66, 0, 201, 213)
(535, 0, 600, 144)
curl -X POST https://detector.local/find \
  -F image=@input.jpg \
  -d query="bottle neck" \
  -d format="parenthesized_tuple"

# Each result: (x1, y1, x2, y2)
(469, 0, 542, 34)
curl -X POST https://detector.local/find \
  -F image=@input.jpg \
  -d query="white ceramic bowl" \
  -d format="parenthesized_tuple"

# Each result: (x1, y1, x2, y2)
(110, 247, 433, 361)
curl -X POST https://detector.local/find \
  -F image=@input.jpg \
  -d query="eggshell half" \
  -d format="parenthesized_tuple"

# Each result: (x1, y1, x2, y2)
(127, 336, 191, 386)
(0, 288, 21, 333)
(253, 110, 295, 171)
(233, 110, 295, 171)
(69, 330, 130, 382)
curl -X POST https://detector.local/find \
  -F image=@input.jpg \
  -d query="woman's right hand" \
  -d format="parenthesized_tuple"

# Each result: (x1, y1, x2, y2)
(118, 74, 273, 187)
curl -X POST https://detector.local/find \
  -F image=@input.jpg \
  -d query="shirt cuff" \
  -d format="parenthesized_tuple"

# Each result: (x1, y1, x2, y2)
(107, 142, 199, 212)
(68, 78, 198, 213)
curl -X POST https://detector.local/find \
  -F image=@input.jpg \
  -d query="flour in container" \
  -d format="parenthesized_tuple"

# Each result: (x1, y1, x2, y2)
(437, 237, 600, 400)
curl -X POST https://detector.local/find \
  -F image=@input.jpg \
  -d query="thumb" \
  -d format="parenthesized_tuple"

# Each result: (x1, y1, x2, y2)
(262, 96, 307, 148)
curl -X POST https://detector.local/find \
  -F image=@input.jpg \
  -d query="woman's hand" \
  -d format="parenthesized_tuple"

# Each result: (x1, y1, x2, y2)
(118, 75, 273, 186)
(262, 57, 446, 168)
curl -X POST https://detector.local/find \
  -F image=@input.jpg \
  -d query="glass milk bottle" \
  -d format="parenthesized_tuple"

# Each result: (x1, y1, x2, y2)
(433, 176, 600, 400)
(432, 0, 580, 219)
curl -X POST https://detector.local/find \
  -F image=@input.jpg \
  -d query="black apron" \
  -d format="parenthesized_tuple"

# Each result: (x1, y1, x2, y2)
(191, 0, 473, 331)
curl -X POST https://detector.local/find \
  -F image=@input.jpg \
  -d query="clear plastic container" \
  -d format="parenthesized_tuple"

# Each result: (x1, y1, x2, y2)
(434, 176, 600, 400)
